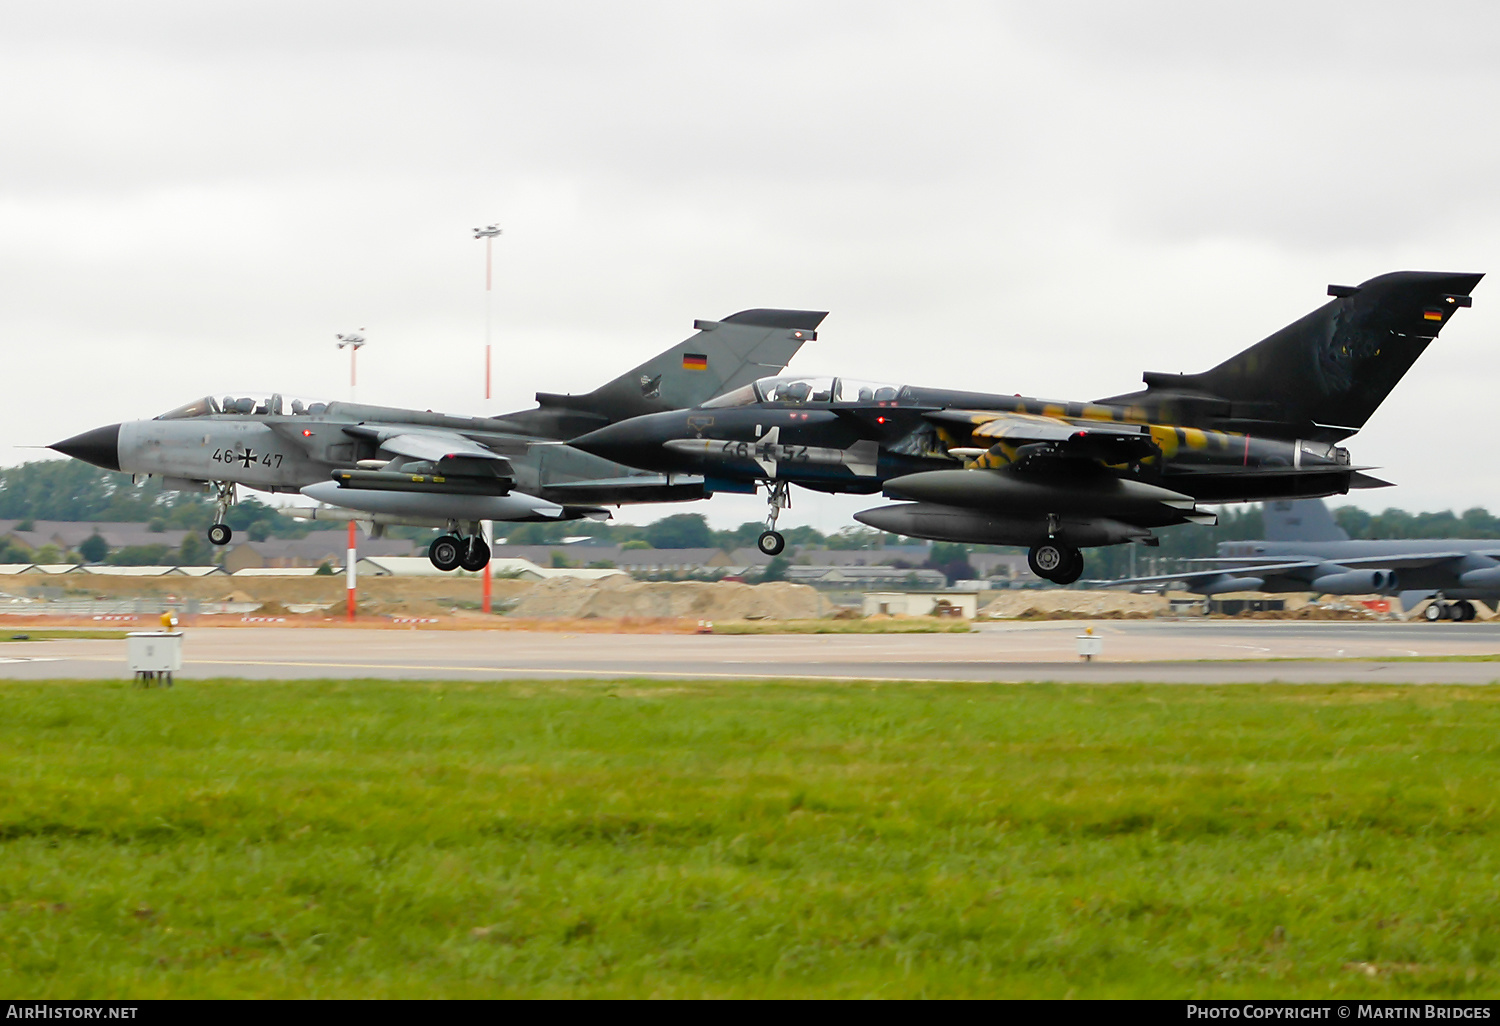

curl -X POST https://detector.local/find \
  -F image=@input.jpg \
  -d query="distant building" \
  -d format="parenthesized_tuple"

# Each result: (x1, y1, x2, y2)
(862, 591, 981, 619)
(0, 519, 189, 554)
(786, 565, 947, 588)
(221, 531, 419, 573)
(356, 556, 626, 581)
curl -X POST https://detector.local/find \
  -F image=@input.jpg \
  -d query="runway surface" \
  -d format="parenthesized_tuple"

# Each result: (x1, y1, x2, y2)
(3, 620, 1500, 683)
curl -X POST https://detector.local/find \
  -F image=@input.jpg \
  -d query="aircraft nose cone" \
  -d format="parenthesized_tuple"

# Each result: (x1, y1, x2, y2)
(570, 421, 648, 462)
(50, 423, 122, 471)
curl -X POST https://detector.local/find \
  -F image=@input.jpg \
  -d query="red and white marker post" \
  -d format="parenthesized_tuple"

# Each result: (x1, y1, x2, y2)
(346, 519, 357, 622)
(481, 520, 493, 614)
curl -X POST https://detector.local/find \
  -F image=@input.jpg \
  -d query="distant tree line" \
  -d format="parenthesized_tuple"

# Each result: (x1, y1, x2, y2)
(0, 461, 313, 540)
(7, 460, 1500, 576)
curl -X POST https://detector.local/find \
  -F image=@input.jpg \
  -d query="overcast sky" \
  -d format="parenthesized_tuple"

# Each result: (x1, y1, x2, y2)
(4, 1, 1499, 531)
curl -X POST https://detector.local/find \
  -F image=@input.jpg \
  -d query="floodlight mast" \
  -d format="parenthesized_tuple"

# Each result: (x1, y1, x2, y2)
(472, 224, 501, 401)
(335, 331, 366, 402)
(471, 223, 502, 617)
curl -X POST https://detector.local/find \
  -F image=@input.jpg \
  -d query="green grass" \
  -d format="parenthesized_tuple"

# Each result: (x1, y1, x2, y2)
(712, 618, 972, 634)
(3, 679, 1500, 998)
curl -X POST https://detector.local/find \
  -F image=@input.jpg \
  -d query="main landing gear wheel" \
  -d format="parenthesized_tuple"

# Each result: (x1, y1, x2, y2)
(1423, 600, 1475, 622)
(757, 531, 786, 556)
(429, 535, 463, 572)
(459, 536, 491, 572)
(1429, 600, 1477, 622)
(1053, 548, 1085, 586)
(1029, 541, 1083, 585)
(207, 523, 232, 546)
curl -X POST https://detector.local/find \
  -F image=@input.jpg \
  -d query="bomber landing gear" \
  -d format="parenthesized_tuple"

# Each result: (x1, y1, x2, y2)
(1028, 541, 1084, 585)
(207, 482, 236, 546)
(757, 480, 790, 556)
(1424, 599, 1475, 622)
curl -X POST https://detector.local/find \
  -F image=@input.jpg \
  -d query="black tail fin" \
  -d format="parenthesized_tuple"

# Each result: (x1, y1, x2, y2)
(1101, 271, 1482, 441)
(1262, 498, 1349, 543)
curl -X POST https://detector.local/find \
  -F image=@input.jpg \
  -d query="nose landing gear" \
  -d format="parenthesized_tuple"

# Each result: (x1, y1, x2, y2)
(757, 480, 790, 556)
(207, 482, 236, 546)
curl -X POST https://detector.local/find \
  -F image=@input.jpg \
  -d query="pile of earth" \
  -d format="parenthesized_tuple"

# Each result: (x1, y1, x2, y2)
(505, 576, 830, 620)
(980, 590, 1170, 619)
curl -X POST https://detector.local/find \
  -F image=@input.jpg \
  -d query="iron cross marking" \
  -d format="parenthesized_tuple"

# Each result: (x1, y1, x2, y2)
(238, 449, 257, 469)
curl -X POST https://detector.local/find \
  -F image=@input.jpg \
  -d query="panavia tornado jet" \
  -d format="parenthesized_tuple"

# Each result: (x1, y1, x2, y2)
(569, 271, 1480, 583)
(1112, 498, 1500, 622)
(49, 309, 823, 571)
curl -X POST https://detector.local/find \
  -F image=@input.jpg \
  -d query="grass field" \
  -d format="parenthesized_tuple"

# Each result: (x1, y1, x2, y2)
(2, 678, 1499, 998)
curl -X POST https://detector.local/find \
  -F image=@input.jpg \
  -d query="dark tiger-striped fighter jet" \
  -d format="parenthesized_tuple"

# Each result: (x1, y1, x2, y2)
(569, 271, 1481, 583)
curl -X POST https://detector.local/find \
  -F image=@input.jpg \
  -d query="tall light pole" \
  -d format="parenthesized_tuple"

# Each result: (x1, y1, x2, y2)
(472, 223, 502, 616)
(335, 329, 366, 621)
(472, 224, 501, 401)
(335, 330, 366, 403)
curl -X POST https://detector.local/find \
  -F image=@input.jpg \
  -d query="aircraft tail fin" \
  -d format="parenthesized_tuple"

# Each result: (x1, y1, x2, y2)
(1262, 498, 1349, 543)
(535, 308, 825, 423)
(1100, 271, 1482, 441)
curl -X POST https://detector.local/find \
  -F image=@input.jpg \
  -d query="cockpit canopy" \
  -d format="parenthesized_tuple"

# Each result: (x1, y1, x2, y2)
(154, 395, 332, 420)
(700, 375, 911, 409)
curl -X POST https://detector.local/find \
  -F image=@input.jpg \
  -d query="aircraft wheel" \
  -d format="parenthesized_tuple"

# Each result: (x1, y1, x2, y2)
(1029, 541, 1079, 583)
(460, 537, 491, 573)
(429, 535, 463, 572)
(757, 531, 786, 556)
(1455, 600, 1477, 622)
(1424, 601, 1448, 622)
(1051, 547, 1085, 586)
(207, 523, 232, 546)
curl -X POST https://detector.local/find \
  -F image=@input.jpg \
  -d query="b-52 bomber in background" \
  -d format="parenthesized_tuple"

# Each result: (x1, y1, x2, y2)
(49, 309, 824, 570)
(569, 271, 1481, 583)
(1111, 498, 1500, 622)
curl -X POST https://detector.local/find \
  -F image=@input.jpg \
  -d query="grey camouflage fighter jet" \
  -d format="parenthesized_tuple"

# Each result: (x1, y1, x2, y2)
(49, 309, 823, 571)
(569, 271, 1481, 583)
(1111, 498, 1500, 621)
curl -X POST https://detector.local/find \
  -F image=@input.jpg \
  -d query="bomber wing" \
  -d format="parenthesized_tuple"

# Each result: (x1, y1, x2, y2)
(1107, 561, 1322, 589)
(1188, 552, 1467, 570)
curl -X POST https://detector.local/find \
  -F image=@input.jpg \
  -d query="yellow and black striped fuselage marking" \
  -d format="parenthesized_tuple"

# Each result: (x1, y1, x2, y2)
(943, 397, 1304, 474)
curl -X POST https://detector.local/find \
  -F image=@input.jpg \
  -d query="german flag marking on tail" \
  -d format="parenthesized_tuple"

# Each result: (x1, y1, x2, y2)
(1423, 308, 1445, 322)
(682, 353, 708, 370)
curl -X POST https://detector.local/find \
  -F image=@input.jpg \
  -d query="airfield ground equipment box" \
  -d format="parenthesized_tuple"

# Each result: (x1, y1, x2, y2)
(127, 631, 182, 687)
